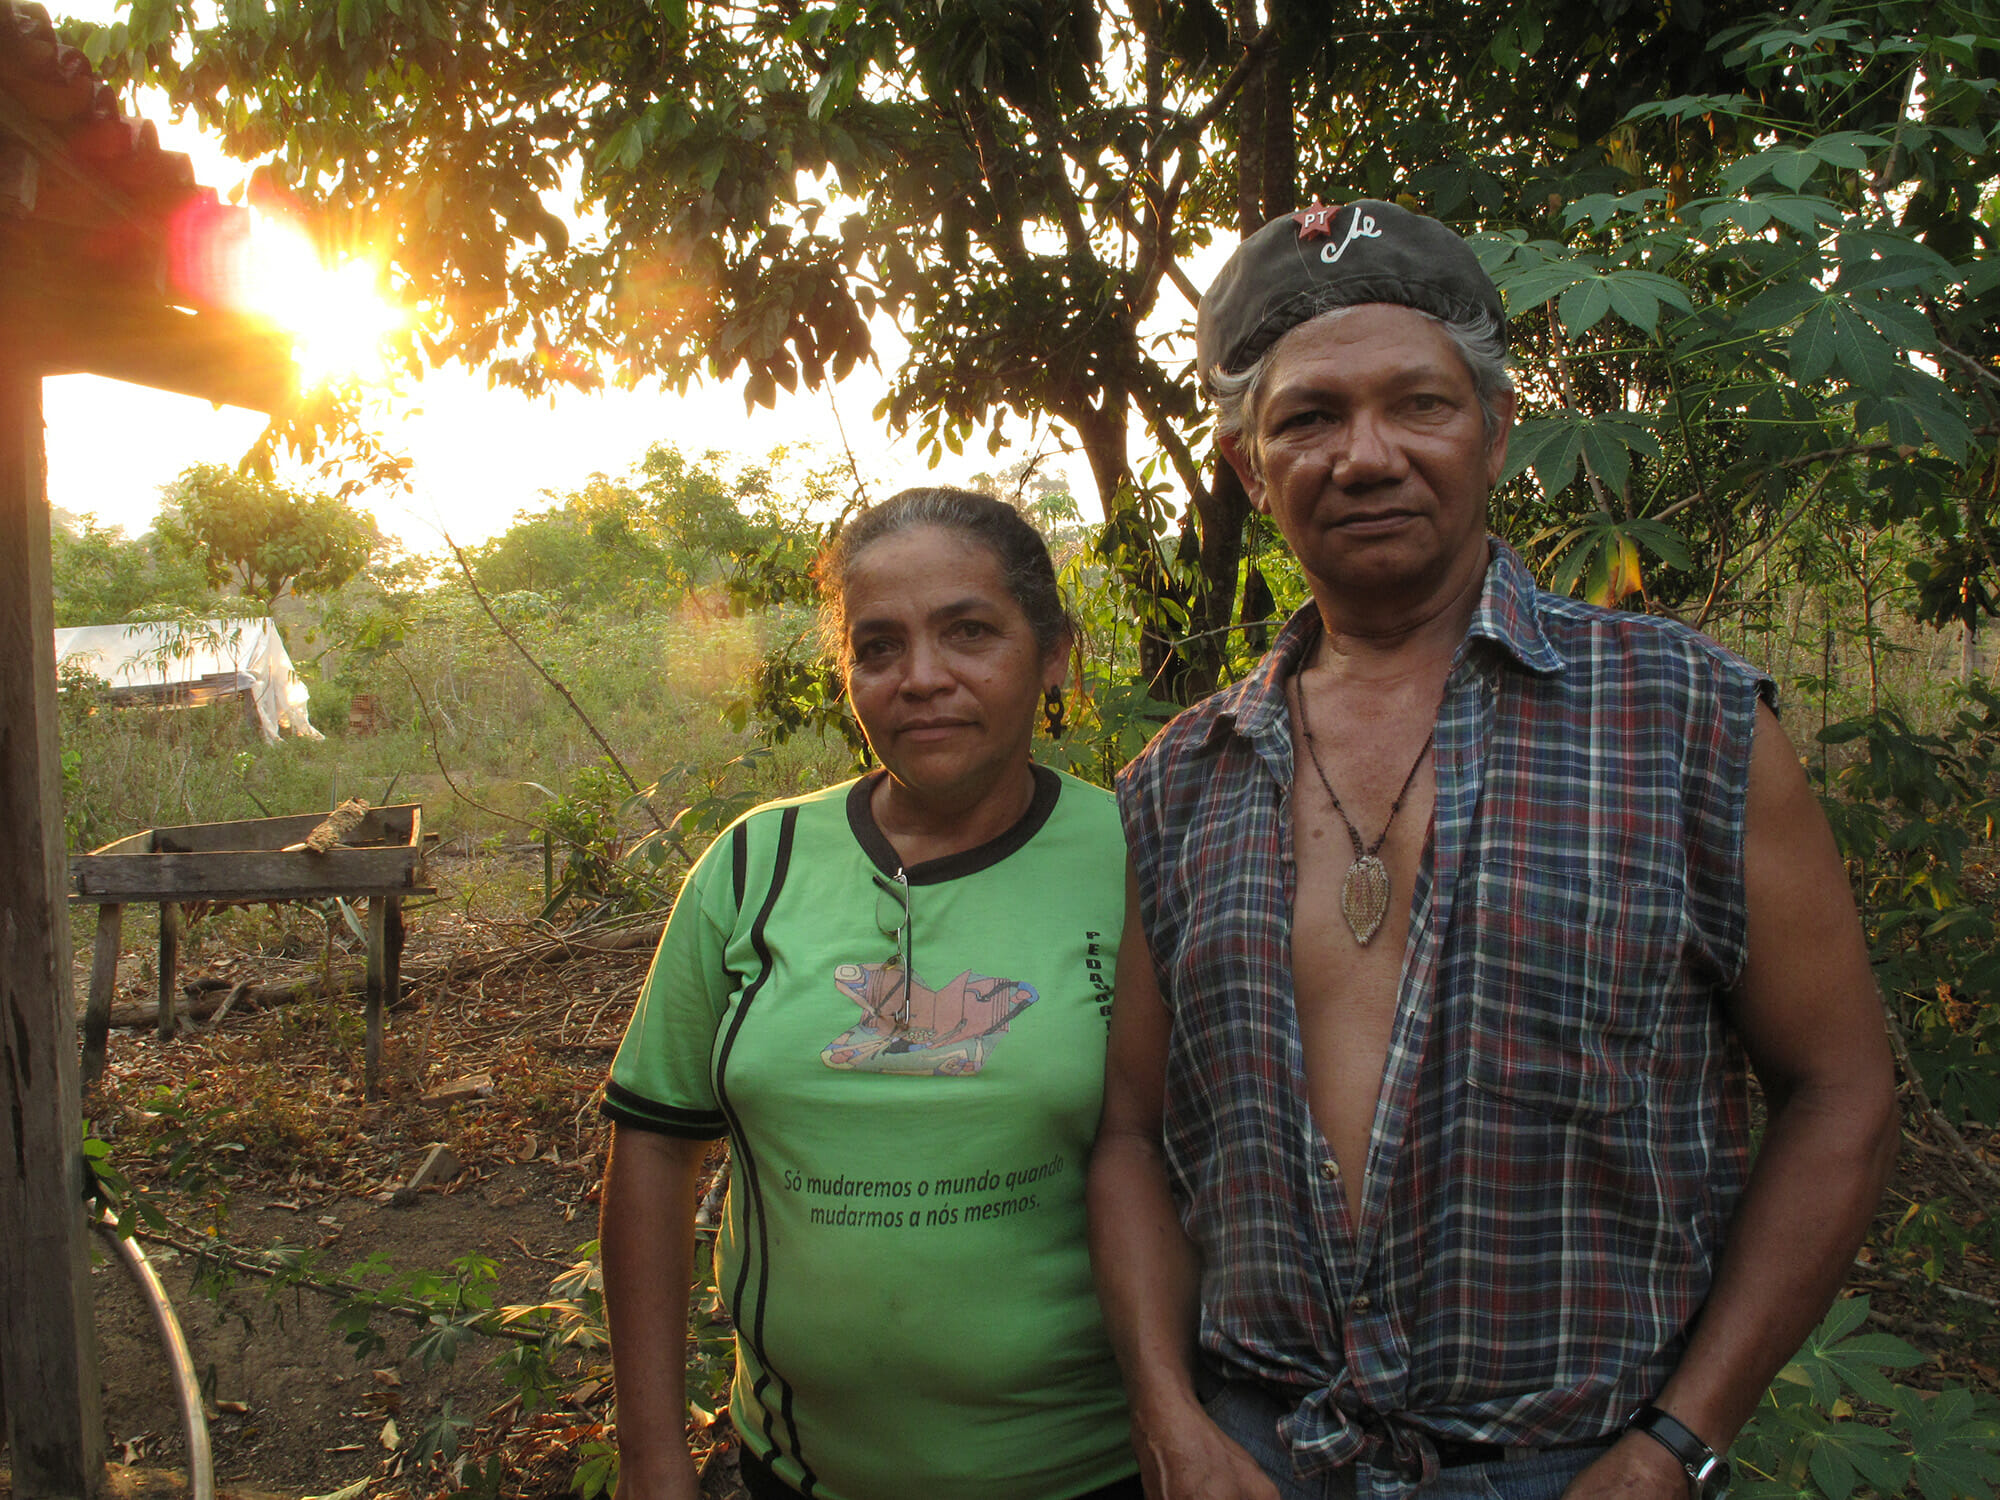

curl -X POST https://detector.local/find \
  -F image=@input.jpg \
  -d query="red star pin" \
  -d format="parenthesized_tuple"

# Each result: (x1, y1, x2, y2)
(1292, 197, 1338, 242)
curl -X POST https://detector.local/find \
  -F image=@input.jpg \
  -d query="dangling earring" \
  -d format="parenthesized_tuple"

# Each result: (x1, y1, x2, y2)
(1042, 686, 1067, 738)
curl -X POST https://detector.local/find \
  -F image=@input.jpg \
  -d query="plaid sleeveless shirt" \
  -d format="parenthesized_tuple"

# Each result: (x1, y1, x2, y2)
(1117, 542, 1773, 1483)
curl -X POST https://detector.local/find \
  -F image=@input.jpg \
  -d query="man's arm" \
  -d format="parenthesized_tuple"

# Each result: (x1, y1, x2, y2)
(1089, 864, 1280, 1500)
(1565, 702, 1900, 1498)
(600, 1125, 712, 1500)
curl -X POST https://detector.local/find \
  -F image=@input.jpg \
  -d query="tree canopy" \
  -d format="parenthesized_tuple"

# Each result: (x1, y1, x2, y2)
(465, 443, 835, 616)
(49, 515, 214, 627)
(156, 462, 381, 607)
(89, 0, 2000, 697)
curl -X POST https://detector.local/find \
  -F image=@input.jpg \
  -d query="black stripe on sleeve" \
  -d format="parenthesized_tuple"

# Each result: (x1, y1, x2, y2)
(731, 820, 748, 911)
(710, 807, 817, 1488)
(599, 1081, 727, 1139)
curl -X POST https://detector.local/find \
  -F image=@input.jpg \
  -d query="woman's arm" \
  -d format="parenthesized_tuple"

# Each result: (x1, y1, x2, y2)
(600, 1125, 713, 1500)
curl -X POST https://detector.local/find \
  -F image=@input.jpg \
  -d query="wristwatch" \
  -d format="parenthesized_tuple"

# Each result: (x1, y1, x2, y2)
(1625, 1403, 1731, 1500)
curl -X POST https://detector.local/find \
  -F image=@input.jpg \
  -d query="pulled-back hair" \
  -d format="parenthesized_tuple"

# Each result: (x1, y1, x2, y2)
(816, 487, 1073, 658)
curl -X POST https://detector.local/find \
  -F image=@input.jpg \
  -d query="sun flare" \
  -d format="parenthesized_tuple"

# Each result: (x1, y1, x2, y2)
(236, 214, 405, 386)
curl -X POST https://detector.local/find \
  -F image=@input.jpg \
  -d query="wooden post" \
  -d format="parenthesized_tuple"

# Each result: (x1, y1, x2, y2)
(81, 903, 123, 1087)
(364, 896, 389, 1100)
(157, 900, 179, 1038)
(387, 895, 406, 990)
(0, 362, 106, 1494)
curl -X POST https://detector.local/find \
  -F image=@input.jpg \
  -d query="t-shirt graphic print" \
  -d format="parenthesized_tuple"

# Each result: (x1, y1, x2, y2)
(824, 959, 1038, 1074)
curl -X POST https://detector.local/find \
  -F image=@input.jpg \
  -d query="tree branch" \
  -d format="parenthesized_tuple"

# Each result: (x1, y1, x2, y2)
(1882, 1006, 2000, 1200)
(441, 534, 665, 829)
(386, 650, 541, 834)
(1654, 423, 2000, 524)
(1694, 466, 1836, 630)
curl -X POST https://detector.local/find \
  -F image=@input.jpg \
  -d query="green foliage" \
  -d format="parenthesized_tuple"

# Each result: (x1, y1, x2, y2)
(466, 444, 839, 620)
(493, 1246, 608, 1404)
(51, 515, 215, 626)
(464, 510, 599, 614)
(55, 658, 117, 849)
(1472, 7, 1999, 625)
(570, 1440, 617, 1500)
(80, 1126, 170, 1236)
(320, 1249, 503, 1369)
(156, 463, 380, 607)
(89, 0, 2000, 706)
(1817, 684, 2000, 1128)
(1731, 1296, 2000, 1500)
(528, 763, 664, 922)
(1043, 541, 1194, 786)
(528, 749, 778, 924)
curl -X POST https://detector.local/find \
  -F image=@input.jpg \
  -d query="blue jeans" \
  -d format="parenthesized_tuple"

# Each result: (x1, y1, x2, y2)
(1201, 1381, 1613, 1500)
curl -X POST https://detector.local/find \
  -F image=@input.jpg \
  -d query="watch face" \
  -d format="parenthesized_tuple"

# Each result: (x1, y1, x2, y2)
(1695, 1456, 1731, 1500)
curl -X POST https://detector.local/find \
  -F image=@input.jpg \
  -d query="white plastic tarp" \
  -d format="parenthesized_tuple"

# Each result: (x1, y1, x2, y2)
(53, 617, 322, 742)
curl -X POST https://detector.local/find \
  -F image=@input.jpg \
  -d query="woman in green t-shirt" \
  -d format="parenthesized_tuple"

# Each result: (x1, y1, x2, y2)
(600, 489, 1139, 1500)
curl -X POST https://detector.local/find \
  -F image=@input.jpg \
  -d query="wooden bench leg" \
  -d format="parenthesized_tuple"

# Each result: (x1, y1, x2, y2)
(157, 901, 179, 1040)
(81, 903, 123, 1088)
(364, 897, 391, 1101)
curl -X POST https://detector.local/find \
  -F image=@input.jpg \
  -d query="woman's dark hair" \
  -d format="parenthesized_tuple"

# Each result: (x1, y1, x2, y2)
(816, 487, 1074, 657)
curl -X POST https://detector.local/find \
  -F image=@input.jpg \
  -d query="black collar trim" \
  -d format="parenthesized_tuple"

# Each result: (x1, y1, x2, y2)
(846, 765, 1061, 884)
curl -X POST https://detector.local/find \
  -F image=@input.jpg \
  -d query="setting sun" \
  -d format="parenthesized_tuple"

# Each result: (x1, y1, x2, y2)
(233, 214, 405, 386)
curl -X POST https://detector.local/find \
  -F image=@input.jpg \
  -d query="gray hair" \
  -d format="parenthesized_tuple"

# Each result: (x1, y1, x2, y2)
(1210, 303, 1514, 476)
(816, 487, 1074, 660)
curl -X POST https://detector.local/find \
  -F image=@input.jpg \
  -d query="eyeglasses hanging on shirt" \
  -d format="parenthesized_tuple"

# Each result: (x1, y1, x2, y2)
(872, 868, 912, 1023)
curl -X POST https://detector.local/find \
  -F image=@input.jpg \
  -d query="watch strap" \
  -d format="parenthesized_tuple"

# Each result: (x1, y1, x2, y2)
(1626, 1404, 1727, 1497)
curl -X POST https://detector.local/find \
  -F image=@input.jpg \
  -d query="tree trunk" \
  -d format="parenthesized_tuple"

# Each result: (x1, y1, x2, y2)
(1181, 460, 1253, 698)
(1162, 15, 1299, 702)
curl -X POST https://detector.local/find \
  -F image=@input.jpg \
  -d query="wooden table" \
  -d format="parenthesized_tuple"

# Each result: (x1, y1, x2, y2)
(70, 804, 435, 1099)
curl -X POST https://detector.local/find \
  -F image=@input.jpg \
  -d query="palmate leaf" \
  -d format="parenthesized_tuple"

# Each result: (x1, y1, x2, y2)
(1789, 301, 1840, 382)
(1896, 1385, 2000, 1500)
(1622, 92, 1761, 124)
(1558, 277, 1616, 335)
(1808, 132, 1892, 170)
(1735, 1394, 1841, 1492)
(1723, 146, 1823, 193)
(1858, 389, 1973, 463)
(1852, 293, 1940, 352)
(1504, 413, 1660, 503)
(1737, 278, 1826, 333)
(1560, 189, 1668, 230)
(1782, 1296, 1925, 1408)
(1535, 512, 1688, 604)
(1621, 519, 1694, 571)
(1600, 269, 1694, 335)
(1807, 1416, 1910, 1499)
(1578, 422, 1634, 497)
(1728, 1481, 1820, 1500)
(1828, 302, 1897, 395)
(1762, 195, 1846, 236)
(1504, 260, 1603, 317)
(1501, 414, 1586, 496)
(1479, 238, 1606, 317)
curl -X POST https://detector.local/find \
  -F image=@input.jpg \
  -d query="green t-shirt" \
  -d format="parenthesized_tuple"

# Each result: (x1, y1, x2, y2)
(606, 766, 1133, 1500)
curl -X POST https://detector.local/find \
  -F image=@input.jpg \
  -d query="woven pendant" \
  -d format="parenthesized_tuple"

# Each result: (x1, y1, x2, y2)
(1341, 854, 1391, 945)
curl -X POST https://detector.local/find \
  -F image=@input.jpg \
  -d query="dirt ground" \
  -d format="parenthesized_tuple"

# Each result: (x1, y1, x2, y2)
(2, 847, 745, 1500)
(90, 1161, 591, 1496)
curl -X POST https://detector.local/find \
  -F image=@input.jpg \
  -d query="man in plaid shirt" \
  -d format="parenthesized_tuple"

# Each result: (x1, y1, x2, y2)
(1088, 200, 1898, 1500)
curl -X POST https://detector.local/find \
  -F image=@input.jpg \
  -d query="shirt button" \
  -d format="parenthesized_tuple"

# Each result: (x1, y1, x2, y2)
(1351, 1293, 1373, 1312)
(1319, 1159, 1340, 1181)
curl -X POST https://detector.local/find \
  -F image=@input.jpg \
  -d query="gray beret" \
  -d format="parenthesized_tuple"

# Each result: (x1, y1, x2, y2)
(1196, 198, 1506, 387)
